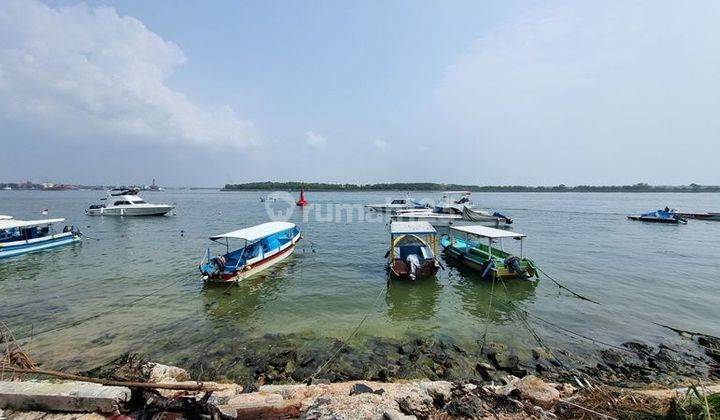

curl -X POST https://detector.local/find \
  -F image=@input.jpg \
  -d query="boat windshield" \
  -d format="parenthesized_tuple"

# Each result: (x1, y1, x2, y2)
(391, 199, 406, 205)
(131, 200, 146, 204)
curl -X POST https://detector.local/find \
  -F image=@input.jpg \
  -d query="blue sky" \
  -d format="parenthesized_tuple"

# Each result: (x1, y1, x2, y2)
(1, 0, 718, 186)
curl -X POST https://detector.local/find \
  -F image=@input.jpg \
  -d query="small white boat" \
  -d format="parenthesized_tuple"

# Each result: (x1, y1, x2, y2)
(86, 188, 174, 216)
(2, 186, 11, 191)
(365, 194, 429, 213)
(199, 222, 302, 284)
(0, 216, 82, 259)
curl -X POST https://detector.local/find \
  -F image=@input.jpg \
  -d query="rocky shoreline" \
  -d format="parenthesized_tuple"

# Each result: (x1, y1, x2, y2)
(1, 328, 718, 418)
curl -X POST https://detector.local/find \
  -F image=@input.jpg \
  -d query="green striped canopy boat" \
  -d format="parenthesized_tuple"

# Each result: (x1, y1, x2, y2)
(440, 225, 537, 281)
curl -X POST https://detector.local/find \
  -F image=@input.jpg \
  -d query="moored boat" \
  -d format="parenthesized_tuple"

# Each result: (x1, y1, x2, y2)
(199, 222, 301, 284)
(392, 191, 512, 226)
(365, 194, 429, 213)
(388, 221, 440, 280)
(440, 225, 536, 281)
(627, 209, 687, 224)
(0, 216, 82, 259)
(85, 188, 175, 216)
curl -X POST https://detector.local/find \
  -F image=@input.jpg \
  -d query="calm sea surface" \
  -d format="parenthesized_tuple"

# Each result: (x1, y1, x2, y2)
(1, 190, 719, 372)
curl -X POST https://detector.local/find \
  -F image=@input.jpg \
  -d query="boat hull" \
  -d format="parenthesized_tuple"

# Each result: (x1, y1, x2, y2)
(391, 212, 501, 227)
(0, 233, 81, 259)
(203, 232, 301, 284)
(389, 259, 439, 280)
(86, 205, 175, 216)
(627, 216, 685, 224)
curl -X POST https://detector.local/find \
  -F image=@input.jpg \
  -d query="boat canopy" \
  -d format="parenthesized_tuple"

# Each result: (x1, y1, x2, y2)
(0, 218, 65, 230)
(210, 222, 296, 242)
(390, 221, 436, 235)
(450, 225, 525, 239)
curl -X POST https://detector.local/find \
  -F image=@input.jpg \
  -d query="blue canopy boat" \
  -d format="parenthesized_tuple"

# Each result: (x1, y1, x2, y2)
(199, 222, 301, 284)
(627, 209, 687, 224)
(0, 216, 82, 259)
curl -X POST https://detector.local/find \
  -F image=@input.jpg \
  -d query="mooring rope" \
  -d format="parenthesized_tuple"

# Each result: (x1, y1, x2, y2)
(306, 281, 388, 383)
(479, 275, 496, 351)
(528, 261, 601, 305)
(12, 275, 188, 343)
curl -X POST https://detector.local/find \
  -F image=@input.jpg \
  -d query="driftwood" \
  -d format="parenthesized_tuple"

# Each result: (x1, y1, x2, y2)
(0, 365, 225, 391)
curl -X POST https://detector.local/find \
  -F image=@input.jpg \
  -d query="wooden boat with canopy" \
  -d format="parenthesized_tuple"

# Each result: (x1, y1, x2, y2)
(440, 225, 537, 281)
(199, 222, 301, 284)
(0, 216, 81, 259)
(388, 221, 440, 280)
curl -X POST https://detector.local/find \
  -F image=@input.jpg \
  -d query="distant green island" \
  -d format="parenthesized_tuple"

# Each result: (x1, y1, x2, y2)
(222, 182, 720, 193)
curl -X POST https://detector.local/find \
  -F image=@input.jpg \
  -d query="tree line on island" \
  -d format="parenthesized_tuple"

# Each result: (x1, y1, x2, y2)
(222, 182, 720, 193)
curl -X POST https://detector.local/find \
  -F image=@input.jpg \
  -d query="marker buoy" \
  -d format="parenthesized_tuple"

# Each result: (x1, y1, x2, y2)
(296, 186, 308, 207)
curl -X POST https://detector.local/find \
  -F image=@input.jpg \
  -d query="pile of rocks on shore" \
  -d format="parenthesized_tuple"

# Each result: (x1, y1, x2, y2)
(2, 360, 718, 419)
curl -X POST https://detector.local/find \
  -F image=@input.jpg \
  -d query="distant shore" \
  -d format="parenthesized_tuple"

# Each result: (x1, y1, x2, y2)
(222, 181, 720, 193)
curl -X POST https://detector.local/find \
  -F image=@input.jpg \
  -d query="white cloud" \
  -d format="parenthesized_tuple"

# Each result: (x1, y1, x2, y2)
(433, 1, 720, 183)
(0, 0, 260, 148)
(373, 139, 389, 150)
(305, 131, 328, 149)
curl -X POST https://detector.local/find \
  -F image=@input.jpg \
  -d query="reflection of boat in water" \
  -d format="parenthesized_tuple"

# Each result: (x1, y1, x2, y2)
(627, 208, 687, 224)
(387, 221, 440, 280)
(441, 225, 537, 281)
(200, 222, 301, 284)
(0, 216, 82, 259)
(451, 268, 538, 323)
(86, 188, 175, 216)
(385, 276, 442, 321)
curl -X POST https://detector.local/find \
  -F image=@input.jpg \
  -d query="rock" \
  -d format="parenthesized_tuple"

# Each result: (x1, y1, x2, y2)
(0, 380, 130, 414)
(383, 408, 417, 420)
(144, 362, 190, 383)
(514, 375, 560, 409)
(350, 383, 375, 395)
(216, 392, 294, 418)
(423, 382, 452, 407)
(475, 362, 495, 381)
(396, 389, 434, 417)
(259, 384, 308, 399)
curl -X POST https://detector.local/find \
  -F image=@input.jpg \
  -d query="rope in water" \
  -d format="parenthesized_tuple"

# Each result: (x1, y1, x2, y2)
(12, 275, 188, 343)
(306, 281, 388, 383)
(528, 261, 601, 305)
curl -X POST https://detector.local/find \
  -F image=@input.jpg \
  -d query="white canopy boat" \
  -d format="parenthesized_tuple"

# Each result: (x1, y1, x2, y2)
(86, 188, 175, 216)
(0, 216, 82, 259)
(199, 222, 302, 284)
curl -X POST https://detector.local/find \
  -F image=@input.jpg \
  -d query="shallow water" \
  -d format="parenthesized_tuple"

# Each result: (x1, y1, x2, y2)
(1, 190, 719, 373)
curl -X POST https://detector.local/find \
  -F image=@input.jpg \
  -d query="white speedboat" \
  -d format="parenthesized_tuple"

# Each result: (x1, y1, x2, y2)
(86, 188, 175, 216)
(365, 194, 429, 213)
(392, 191, 512, 226)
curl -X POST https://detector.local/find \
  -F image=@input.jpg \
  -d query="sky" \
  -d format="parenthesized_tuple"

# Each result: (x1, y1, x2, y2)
(0, 0, 718, 187)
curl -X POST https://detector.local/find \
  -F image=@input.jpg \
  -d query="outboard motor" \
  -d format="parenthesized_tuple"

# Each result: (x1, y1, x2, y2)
(406, 253, 420, 280)
(504, 255, 529, 278)
(479, 259, 495, 281)
(200, 255, 226, 278)
(492, 212, 513, 224)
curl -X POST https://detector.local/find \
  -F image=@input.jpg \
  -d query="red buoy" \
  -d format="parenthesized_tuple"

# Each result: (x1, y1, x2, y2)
(296, 186, 308, 206)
